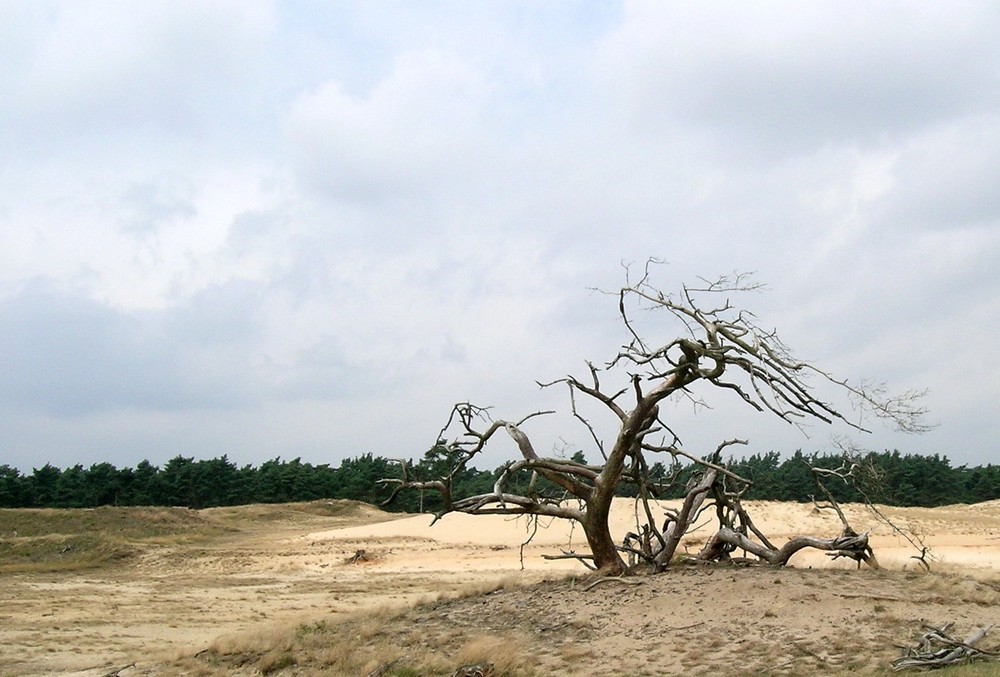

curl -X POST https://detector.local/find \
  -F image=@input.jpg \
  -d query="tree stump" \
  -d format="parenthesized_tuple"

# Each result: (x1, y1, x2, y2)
(345, 549, 369, 564)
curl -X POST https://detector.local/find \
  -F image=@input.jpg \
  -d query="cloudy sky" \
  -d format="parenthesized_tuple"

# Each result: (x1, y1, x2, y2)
(2, 1, 999, 474)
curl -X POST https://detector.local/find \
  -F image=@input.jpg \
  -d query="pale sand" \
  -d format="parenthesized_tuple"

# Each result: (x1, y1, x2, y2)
(2, 499, 998, 676)
(308, 498, 1000, 572)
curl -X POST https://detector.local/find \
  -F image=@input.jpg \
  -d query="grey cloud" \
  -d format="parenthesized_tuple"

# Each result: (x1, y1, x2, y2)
(166, 280, 266, 348)
(0, 281, 263, 415)
(225, 209, 285, 257)
(599, 3, 1000, 160)
(271, 334, 382, 401)
(876, 120, 1000, 232)
(0, 274, 417, 422)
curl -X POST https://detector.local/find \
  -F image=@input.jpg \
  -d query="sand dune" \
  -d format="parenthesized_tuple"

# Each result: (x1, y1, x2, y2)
(2, 499, 999, 675)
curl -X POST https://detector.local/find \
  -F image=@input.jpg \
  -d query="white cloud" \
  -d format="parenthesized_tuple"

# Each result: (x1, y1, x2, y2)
(598, 2, 1000, 160)
(1, 2, 998, 473)
(6, 1, 273, 142)
(284, 48, 496, 207)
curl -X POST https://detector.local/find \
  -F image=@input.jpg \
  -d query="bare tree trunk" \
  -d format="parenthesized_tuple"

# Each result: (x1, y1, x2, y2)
(582, 495, 625, 574)
(654, 468, 717, 568)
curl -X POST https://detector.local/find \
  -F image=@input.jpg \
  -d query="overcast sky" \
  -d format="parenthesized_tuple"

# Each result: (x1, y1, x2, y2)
(2, 1, 999, 474)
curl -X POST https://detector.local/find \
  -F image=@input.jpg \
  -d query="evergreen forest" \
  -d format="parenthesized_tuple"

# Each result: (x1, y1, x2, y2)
(1, 448, 998, 513)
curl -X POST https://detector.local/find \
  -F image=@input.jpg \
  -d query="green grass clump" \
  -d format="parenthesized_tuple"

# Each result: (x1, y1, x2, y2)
(0, 505, 231, 540)
(0, 533, 137, 573)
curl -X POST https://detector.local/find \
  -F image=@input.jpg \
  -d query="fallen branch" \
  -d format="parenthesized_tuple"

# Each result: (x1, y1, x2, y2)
(892, 623, 1000, 671)
(542, 550, 597, 570)
(583, 575, 643, 592)
(910, 546, 932, 572)
(699, 526, 878, 568)
(666, 621, 706, 631)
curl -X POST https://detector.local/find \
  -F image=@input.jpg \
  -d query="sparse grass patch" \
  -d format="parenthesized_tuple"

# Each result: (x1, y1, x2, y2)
(207, 619, 299, 659)
(205, 500, 398, 529)
(929, 662, 1000, 676)
(453, 573, 520, 598)
(0, 506, 233, 540)
(172, 567, 1000, 677)
(186, 595, 546, 677)
(909, 572, 1000, 607)
(259, 649, 296, 675)
(357, 615, 391, 641)
(0, 503, 358, 574)
(0, 533, 137, 573)
(294, 620, 329, 639)
(455, 634, 533, 674)
(555, 640, 595, 663)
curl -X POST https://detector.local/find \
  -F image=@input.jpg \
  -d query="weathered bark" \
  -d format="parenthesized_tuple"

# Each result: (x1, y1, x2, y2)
(653, 468, 717, 568)
(582, 493, 625, 574)
(893, 624, 999, 671)
(698, 526, 878, 568)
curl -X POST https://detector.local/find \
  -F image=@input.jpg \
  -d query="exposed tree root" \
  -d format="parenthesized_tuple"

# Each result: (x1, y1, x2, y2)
(583, 575, 643, 592)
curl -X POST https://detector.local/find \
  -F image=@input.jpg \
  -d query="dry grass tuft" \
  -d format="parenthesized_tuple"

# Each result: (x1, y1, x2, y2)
(556, 641, 595, 663)
(909, 572, 1000, 607)
(208, 620, 298, 657)
(454, 634, 532, 674)
(258, 649, 296, 675)
(189, 597, 544, 676)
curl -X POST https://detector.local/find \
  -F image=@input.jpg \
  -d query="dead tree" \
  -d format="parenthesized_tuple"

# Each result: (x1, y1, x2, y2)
(380, 264, 929, 575)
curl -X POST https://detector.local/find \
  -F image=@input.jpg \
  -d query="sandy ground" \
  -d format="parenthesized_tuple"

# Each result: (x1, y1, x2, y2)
(1, 499, 999, 676)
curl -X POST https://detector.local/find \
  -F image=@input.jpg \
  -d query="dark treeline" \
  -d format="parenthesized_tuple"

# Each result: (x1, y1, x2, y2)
(1, 449, 998, 512)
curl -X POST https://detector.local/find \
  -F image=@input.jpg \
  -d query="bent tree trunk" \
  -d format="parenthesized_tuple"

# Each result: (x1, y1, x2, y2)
(583, 493, 625, 574)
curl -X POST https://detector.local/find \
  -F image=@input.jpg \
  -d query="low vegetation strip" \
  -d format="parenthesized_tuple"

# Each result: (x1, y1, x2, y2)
(0, 500, 389, 574)
(0, 532, 137, 573)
